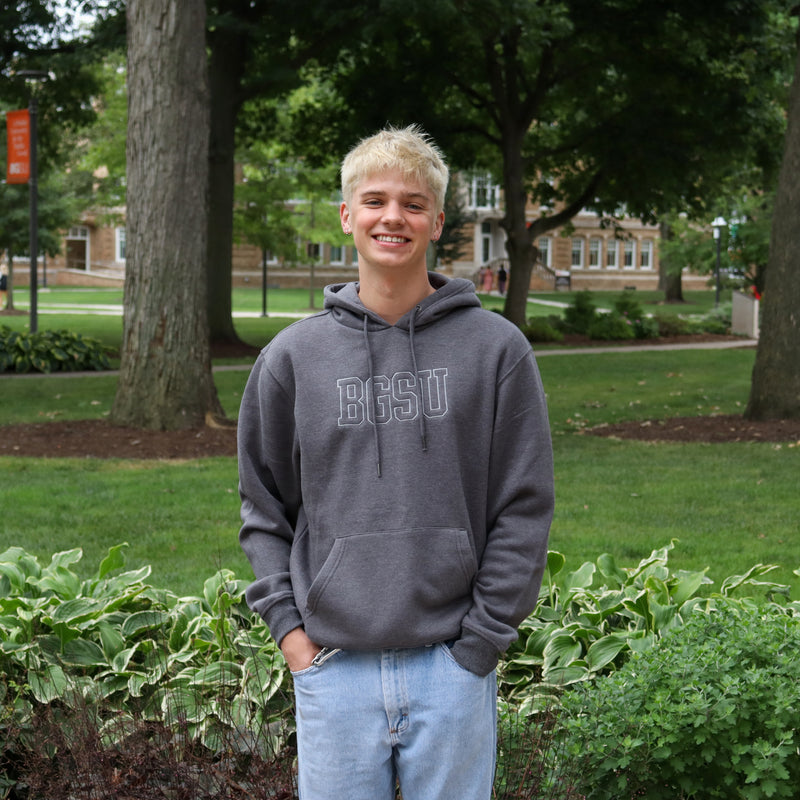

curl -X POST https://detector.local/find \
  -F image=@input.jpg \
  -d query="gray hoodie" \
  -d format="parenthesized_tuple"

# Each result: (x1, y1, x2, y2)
(238, 273, 554, 676)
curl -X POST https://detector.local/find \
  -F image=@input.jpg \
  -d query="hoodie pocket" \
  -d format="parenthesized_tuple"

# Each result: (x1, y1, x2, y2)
(303, 527, 476, 646)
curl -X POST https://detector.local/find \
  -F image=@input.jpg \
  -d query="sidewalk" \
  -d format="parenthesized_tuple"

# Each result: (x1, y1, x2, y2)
(535, 339, 757, 357)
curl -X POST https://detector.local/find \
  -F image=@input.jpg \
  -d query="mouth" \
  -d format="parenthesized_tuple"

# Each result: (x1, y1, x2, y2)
(374, 235, 410, 244)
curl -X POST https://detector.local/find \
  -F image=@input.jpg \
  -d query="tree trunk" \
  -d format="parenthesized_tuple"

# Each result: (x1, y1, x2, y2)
(206, 27, 247, 349)
(113, 0, 223, 430)
(500, 133, 535, 327)
(659, 220, 684, 303)
(745, 41, 800, 420)
(5, 248, 16, 311)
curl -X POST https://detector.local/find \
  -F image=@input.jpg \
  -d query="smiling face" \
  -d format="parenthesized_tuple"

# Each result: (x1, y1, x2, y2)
(341, 169, 445, 278)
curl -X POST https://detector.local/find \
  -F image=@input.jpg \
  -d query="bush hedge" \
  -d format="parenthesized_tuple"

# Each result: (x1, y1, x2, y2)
(0, 326, 111, 373)
(557, 291, 731, 341)
(560, 601, 800, 799)
(1, 543, 794, 798)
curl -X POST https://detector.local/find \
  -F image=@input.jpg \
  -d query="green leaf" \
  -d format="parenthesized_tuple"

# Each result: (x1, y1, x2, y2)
(585, 634, 628, 672)
(62, 637, 107, 666)
(670, 569, 711, 605)
(49, 597, 104, 626)
(121, 610, 170, 638)
(98, 543, 128, 579)
(596, 553, 627, 586)
(28, 664, 68, 703)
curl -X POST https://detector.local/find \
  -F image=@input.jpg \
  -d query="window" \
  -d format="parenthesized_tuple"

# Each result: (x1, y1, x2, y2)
(588, 238, 601, 269)
(623, 240, 635, 270)
(467, 174, 499, 209)
(640, 240, 653, 270)
(606, 239, 618, 268)
(351, 246, 359, 265)
(69, 226, 89, 240)
(571, 238, 584, 269)
(481, 221, 492, 263)
(538, 237, 552, 268)
(115, 228, 126, 261)
(307, 242, 321, 261)
(330, 244, 344, 265)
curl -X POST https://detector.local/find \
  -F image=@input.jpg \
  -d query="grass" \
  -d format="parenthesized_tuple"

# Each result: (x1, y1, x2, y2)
(2, 289, 797, 600)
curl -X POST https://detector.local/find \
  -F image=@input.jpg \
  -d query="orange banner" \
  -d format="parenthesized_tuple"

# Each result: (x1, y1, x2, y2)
(6, 109, 30, 184)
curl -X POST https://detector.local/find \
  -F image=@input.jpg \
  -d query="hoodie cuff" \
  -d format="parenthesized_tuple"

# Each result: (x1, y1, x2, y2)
(449, 629, 500, 677)
(246, 591, 304, 650)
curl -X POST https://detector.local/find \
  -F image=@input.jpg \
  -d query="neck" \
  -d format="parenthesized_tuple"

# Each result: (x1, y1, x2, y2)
(358, 269, 434, 325)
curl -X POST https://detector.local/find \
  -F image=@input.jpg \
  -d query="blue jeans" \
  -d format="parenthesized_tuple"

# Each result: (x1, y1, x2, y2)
(292, 643, 497, 800)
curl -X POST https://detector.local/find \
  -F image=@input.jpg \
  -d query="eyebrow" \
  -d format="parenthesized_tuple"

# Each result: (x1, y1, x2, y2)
(357, 188, 431, 202)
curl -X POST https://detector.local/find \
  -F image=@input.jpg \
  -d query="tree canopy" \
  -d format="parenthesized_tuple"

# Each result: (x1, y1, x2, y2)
(318, 0, 793, 324)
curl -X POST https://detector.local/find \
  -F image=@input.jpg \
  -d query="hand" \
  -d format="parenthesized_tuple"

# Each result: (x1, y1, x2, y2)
(280, 627, 322, 673)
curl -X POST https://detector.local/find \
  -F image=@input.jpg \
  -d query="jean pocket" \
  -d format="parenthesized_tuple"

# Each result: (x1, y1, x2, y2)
(290, 647, 342, 678)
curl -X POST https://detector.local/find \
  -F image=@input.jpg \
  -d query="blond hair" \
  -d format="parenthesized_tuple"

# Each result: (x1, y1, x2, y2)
(341, 124, 449, 214)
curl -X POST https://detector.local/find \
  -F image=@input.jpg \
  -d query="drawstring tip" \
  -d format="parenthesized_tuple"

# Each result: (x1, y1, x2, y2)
(376, 461, 382, 478)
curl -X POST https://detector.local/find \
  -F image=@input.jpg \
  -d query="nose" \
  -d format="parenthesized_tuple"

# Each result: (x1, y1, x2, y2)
(381, 200, 404, 225)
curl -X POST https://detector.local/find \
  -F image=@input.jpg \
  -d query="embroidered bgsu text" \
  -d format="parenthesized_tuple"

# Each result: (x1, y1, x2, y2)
(337, 368, 449, 426)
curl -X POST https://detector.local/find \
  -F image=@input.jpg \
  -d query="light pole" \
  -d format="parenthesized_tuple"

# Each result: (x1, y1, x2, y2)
(18, 70, 49, 333)
(711, 216, 727, 308)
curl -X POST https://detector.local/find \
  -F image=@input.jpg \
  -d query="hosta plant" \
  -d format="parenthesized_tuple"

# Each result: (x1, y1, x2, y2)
(0, 543, 291, 796)
(499, 541, 793, 712)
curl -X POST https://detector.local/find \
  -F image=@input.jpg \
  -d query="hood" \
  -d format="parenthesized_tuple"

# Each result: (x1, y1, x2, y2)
(323, 272, 481, 331)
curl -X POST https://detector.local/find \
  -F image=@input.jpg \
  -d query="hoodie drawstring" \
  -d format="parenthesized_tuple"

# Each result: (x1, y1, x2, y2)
(408, 306, 429, 453)
(363, 314, 384, 478)
(362, 307, 429, 478)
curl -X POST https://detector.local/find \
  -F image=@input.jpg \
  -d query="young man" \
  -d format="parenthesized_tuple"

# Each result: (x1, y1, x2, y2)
(238, 125, 554, 800)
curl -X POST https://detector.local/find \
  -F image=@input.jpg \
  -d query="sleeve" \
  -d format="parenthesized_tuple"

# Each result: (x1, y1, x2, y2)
(449, 346, 555, 676)
(237, 353, 305, 647)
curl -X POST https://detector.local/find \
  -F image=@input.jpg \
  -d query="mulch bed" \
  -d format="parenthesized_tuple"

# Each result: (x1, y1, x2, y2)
(0, 419, 237, 459)
(1, 412, 798, 459)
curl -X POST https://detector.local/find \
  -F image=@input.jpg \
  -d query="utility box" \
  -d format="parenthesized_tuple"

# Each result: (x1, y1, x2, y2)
(731, 290, 760, 339)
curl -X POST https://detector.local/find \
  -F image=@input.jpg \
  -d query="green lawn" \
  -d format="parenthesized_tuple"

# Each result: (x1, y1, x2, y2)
(2, 290, 797, 600)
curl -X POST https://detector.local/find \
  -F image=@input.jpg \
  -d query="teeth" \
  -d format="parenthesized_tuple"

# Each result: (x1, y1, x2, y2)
(375, 235, 407, 243)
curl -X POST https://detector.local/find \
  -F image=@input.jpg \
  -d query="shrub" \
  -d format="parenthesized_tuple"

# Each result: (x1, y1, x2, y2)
(586, 312, 636, 341)
(521, 318, 565, 343)
(560, 602, 800, 799)
(0, 545, 293, 797)
(700, 301, 732, 334)
(612, 290, 644, 320)
(499, 541, 793, 713)
(0, 326, 111, 373)
(652, 313, 695, 337)
(562, 291, 598, 335)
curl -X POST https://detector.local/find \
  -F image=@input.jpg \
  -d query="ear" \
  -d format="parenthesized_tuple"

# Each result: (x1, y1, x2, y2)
(431, 210, 445, 242)
(340, 202, 351, 234)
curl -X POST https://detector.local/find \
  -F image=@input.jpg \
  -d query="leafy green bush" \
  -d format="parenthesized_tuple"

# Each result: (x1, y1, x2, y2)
(0, 326, 111, 373)
(652, 312, 697, 337)
(562, 291, 598, 334)
(499, 542, 793, 713)
(560, 601, 800, 799)
(521, 317, 565, 343)
(611, 290, 644, 319)
(700, 301, 733, 334)
(587, 312, 636, 341)
(0, 545, 291, 796)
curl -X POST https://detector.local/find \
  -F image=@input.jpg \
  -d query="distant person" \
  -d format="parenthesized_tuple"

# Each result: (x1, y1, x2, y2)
(237, 124, 554, 800)
(482, 265, 494, 293)
(497, 264, 507, 295)
(0, 262, 8, 310)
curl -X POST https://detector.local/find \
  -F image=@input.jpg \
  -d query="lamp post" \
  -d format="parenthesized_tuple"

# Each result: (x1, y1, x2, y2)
(711, 216, 727, 308)
(17, 70, 49, 333)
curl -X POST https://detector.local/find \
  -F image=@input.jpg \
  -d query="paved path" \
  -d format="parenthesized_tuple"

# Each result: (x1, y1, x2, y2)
(3, 298, 757, 380)
(535, 339, 757, 356)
